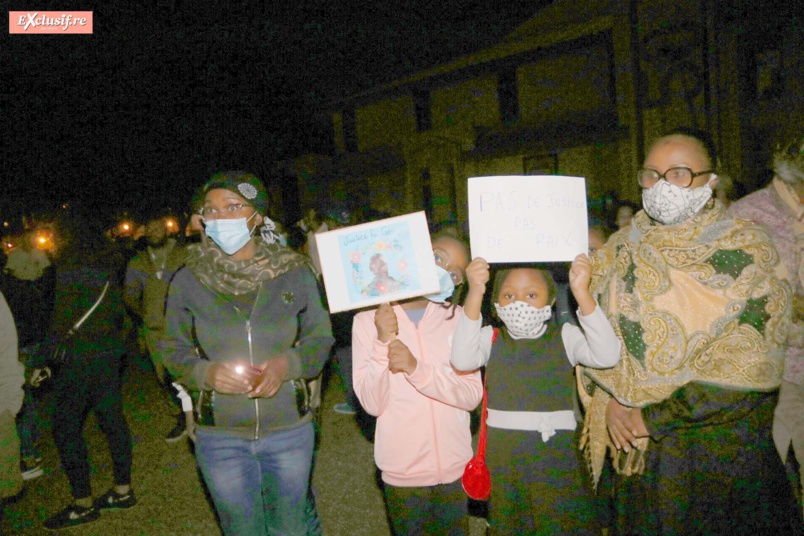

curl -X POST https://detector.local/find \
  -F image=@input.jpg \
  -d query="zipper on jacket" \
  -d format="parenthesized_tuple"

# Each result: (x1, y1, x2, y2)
(230, 284, 264, 440)
(245, 319, 261, 439)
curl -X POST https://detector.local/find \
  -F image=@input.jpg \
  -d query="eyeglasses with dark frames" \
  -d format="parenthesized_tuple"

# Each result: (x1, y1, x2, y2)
(637, 167, 715, 189)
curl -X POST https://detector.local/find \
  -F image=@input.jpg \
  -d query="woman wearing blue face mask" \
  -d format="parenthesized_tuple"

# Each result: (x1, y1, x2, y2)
(159, 171, 334, 536)
(352, 233, 483, 535)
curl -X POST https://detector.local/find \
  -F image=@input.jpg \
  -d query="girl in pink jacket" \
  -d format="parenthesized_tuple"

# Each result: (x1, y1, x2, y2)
(353, 234, 482, 535)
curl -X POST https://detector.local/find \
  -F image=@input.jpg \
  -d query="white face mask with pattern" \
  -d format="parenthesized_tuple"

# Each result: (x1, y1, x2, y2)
(641, 176, 715, 225)
(494, 301, 553, 339)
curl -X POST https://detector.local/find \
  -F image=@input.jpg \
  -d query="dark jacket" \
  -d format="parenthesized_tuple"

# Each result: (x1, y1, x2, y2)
(160, 264, 334, 439)
(123, 238, 187, 329)
(40, 255, 126, 368)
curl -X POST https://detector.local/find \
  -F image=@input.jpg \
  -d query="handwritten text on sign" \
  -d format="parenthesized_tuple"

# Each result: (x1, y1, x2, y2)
(468, 175, 589, 262)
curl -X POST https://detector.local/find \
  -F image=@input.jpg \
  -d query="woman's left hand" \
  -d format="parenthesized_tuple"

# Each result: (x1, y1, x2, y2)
(606, 398, 649, 452)
(387, 339, 417, 375)
(248, 357, 289, 398)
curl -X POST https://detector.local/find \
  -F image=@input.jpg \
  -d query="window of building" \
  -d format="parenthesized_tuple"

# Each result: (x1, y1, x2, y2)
(414, 90, 432, 132)
(421, 168, 433, 221)
(342, 107, 358, 152)
(498, 68, 519, 125)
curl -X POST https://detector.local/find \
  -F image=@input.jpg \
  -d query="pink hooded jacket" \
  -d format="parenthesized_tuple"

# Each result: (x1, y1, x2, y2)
(353, 302, 483, 487)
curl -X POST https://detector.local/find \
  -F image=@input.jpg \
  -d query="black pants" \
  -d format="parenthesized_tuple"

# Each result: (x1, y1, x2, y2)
(52, 353, 132, 499)
(383, 478, 468, 536)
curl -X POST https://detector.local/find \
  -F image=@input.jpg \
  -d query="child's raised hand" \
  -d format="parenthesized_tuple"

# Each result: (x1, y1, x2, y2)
(465, 257, 490, 295)
(569, 253, 596, 316)
(387, 339, 417, 375)
(569, 254, 592, 294)
(375, 303, 399, 343)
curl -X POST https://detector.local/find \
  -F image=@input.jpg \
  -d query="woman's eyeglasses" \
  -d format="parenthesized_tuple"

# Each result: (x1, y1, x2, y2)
(199, 203, 252, 218)
(637, 167, 714, 189)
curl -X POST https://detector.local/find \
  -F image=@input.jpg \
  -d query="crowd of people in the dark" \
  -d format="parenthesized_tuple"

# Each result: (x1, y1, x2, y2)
(1, 128, 803, 535)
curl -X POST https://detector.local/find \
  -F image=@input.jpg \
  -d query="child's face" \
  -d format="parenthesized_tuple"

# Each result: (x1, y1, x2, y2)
(432, 236, 469, 287)
(497, 269, 551, 309)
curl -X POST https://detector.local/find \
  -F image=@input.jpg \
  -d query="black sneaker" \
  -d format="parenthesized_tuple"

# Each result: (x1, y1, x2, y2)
(93, 488, 137, 511)
(165, 418, 187, 443)
(44, 504, 100, 530)
(21, 456, 44, 481)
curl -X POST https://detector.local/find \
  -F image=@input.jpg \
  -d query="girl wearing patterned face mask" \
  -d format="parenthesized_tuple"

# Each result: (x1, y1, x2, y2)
(450, 257, 621, 534)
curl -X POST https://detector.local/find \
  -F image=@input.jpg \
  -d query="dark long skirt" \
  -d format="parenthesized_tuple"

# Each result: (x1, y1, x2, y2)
(610, 386, 803, 536)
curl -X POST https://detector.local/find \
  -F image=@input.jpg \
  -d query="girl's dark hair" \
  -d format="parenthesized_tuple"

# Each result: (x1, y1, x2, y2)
(663, 127, 718, 168)
(489, 265, 557, 322)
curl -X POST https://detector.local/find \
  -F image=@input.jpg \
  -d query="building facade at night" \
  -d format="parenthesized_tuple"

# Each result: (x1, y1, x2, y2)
(282, 0, 802, 226)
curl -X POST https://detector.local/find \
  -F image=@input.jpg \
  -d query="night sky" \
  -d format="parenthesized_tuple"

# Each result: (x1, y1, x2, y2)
(3, 1, 546, 221)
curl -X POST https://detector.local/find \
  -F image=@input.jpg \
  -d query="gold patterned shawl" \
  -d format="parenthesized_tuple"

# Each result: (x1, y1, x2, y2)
(579, 201, 792, 486)
(185, 238, 315, 295)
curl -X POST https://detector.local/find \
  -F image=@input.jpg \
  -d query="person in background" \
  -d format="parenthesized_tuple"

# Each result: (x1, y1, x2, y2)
(297, 207, 327, 276)
(160, 171, 333, 535)
(353, 233, 481, 535)
(38, 214, 136, 530)
(0, 290, 25, 506)
(1, 228, 56, 482)
(613, 201, 638, 230)
(729, 133, 804, 516)
(713, 172, 736, 208)
(124, 212, 188, 442)
(580, 128, 801, 534)
(2, 231, 51, 283)
(312, 205, 362, 418)
(285, 222, 307, 252)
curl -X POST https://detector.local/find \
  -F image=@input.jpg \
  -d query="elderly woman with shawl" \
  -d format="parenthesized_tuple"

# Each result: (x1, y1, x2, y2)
(579, 129, 802, 534)
(160, 172, 333, 536)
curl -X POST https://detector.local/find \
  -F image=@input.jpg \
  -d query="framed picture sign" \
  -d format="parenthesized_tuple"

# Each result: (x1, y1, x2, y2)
(315, 211, 440, 313)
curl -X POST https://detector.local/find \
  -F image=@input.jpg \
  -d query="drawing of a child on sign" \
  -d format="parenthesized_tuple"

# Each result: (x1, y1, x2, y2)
(340, 222, 420, 304)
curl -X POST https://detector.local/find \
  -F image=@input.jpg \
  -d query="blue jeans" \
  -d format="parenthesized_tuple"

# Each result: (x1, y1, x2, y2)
(196, 422, 315, 536)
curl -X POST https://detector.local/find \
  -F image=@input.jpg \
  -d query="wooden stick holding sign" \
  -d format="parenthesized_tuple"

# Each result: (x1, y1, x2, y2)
(467, 175, 589, 263)
(315, 211, 440, 313)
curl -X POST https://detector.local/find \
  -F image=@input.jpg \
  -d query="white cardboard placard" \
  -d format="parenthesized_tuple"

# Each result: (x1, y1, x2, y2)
(468, 175, 589, 262)
(315, 211, 440, 313)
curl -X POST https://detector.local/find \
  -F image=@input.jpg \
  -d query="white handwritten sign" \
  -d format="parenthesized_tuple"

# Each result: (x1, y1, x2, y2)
(468, 175, 588, 262)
